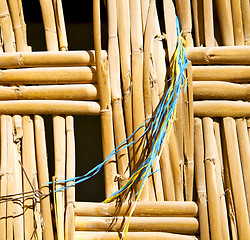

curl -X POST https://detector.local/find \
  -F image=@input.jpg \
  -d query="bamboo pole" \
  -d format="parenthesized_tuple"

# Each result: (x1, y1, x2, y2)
(129, 0, 149, 200)
(203, 0, 214, 47)
(187, 46, 250, 65)
(0, 84, 98, 101)
(74, 201, 198, 217)
(223, 117, 250, 239)
(34, 115, 54, 240)
(140, 0, 149, 34)
(193, 81, 250, 100)
(194, 100, 250, 117)
(194, 118, 210, 240)
(202, 117, 223, 240)
(241, 0, 250, 45)
(247, 119, 250, 141)
(191, 0, 201, 46)
(65, 116, 75, 240)
(0, 67, 97, 84)
(39, 0, 58, 51)
(235, 118, 250, 217)
(197, 0, 205, 46)
(231, 0, 244, 46)
(107, 0, 129, 189)
(192, 66, 250, 82)
(0, 50, 107, 68)
(75, 231, 199, 240)
(93, 0, 118, 197)
(214, 0, 234, 46)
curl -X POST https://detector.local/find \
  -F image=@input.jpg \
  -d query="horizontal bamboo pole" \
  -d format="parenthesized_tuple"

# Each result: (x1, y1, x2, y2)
(187, 47, 250, 65)
(192, 66, 250, 82)
(0, 84, 98, 100)
(194, 101, 250, 117)
(75, 216, 199, 234)
(193, 81, 250, 100)
(0, 67, 97, 84)
(0, 50, 107, 68)
(74, 201, 198, 217)
(0, 100, 100, 115)
(75, 231, 199, 240)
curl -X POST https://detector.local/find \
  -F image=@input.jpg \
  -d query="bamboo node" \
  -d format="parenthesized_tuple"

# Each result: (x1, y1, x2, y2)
(114, 174, 128, 182)
(100, 108, 112, 114)
(197, 192, 207, 203)
(44, 27, 57, 34)
(17, 53, 24, 67)
(0, 13, 10, 19)
(204, 157, 215, 164)
(112, 97, 123, 104)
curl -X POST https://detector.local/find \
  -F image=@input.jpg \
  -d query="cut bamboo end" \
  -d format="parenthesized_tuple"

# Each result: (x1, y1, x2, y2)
(74, 201, 198, 217)
(0, 50, 107, 68)
(0, 100, 100, 115)
(194, 101, 250, 117)
(187, 47, 250, 65)
(75, 231, 199, 240)
(75, 216, 199, 234)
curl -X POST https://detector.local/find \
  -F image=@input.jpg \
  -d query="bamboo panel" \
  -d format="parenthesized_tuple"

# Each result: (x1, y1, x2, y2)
(193, 81, 250, 100)
(241, 0, 250, 45)
(75, 216, 199, 234)
(203, 0, 214, 47)
(192, 66, 250, 82)
(75, 231, 199, 240)
(187, 46, 250, 65)
(0, 100, 100, 115)
(223, 118, 250, 239)
(194, 100, 250, 117)
(0, 84, 98, 101)
(74, 201, 198, 217)
(0, 50, 107, 68)
(0, 67, 97, 84)
(194, 118, 210, 239)
(34, 115, 54, 240)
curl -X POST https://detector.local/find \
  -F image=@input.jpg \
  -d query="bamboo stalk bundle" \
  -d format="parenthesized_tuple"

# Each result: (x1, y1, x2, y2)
(75, 231, 199, 240)
(22, 115, 38, 240)
(193, 118, 210, 240)
(193, 81, 250, 100)
(187, 46, 250, 65)
(0, 100, 100, 115)
(0, 67, 97, 84)
(202, 117, 223, 240)
(214, 0, 234, 46)
(65, 116, 75, 240)
(75, 216, 199, 234)
(192, 66, 250, 82)
(0, 50, 107, 68)
(34, 115, 54, 240)
(235, 118, 250, 217)
(93, 0, 118, 197)
(107, 0, 129, 189)
(194, 100, 250, 117)
(0, 84, 98, 101)
(74, 201, 198, 217)
(223, 117, 250, 239)
(231, 0, 244, 46)
(129, 0, 149, 200)
(241, 0, 250, 45)
(39, 0, 59, 51)
(203, 0, 214, 47)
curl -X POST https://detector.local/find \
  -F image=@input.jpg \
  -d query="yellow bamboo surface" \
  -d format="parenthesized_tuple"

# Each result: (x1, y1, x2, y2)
(74, 201, 198, 217)
(75, 231, 199, 240)
(0, 100, 100, 115)
(0, 50, 107, 68)
(75, 216, 199, 234)
(0, 67, 97, 84)
(187, 46, 250, 65)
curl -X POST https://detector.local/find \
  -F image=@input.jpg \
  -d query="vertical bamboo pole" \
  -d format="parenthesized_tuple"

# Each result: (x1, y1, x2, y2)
(197, 0, 205, 46)
(235, 118, 250, 217)
(93, 0, 118, 197)
(247, 119, 250, 141)
(16, 0, 28, 47)
(202, 117, 222, 240)
(129, 0, 149, 201)
(223, 117, 250, 240)
(107, 0, 129, 189)
(192, 0, 201, 46)
(231, 0, 244, 46)
(203, 0, 214, 47)
(140, 0, 149, 34)
(65, 116, 75, 240)
(194, 118, 210, 240)
(241, 0, 250, 45)
(34, 115, 54, 240)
